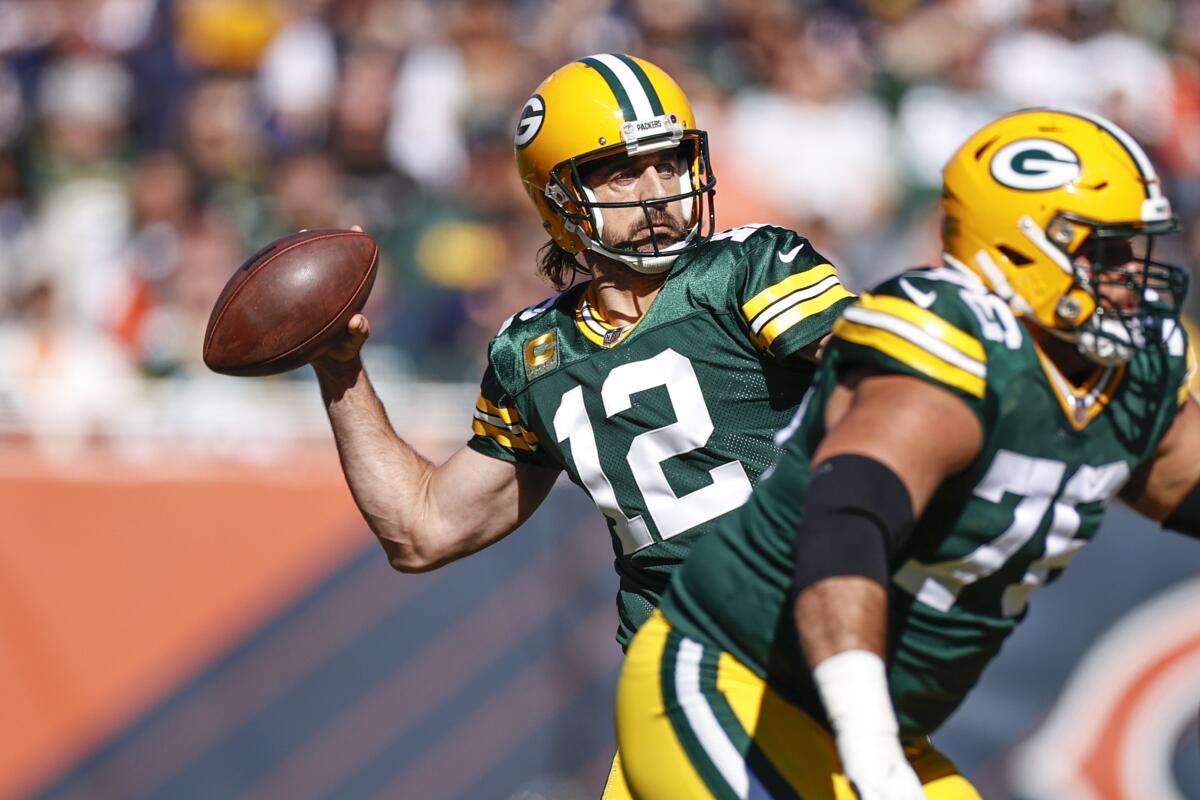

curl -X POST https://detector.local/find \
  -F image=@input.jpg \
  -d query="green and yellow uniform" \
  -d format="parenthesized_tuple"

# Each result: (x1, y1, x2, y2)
(468, 224, 853, 648)
(620, 264, 1191, 798)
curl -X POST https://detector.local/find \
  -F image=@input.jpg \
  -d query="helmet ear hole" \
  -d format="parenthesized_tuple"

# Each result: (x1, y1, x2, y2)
(997, 244, 1034, 266)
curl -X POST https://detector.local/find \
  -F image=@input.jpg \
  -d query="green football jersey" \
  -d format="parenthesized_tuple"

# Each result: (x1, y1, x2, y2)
(468, 224, 854, 647)
(662, 262, 1193, 736)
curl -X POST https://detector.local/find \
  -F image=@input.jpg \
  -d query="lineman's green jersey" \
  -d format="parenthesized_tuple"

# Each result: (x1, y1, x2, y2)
(468, 225, 854, 647)
(662, 263, 1194, 736)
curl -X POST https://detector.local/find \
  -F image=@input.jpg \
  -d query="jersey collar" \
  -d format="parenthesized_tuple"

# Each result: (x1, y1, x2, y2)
(1033, 343, 1125, 430)
(575, 283, 647, 348)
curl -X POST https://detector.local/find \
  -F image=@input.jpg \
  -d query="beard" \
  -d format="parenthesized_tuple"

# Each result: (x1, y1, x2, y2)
(606, 207, 689, 253)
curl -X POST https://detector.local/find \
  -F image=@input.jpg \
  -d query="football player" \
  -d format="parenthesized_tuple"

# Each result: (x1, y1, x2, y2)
(615, 108, 1200, 799)
(311, 54, 854, 797)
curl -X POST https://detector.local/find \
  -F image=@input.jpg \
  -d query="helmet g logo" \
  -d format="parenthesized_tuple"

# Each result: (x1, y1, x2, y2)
(515, 95, 545, 150)
(990, 139, 1081, 191)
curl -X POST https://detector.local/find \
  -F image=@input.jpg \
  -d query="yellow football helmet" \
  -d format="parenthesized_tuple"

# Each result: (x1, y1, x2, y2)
(943, 108, 1188, 365)
(514, 54, 716, 275)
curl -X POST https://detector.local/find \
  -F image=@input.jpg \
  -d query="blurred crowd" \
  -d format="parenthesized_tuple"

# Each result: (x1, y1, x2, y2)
(3, 0, 1200, 442)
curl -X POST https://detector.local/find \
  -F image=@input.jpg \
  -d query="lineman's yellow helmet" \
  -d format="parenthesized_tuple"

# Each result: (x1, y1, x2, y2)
(514, 54, 716, 275)
(943, 108, 1188, 365)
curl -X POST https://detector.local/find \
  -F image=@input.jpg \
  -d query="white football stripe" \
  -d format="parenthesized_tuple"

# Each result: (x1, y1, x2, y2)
(580, 301, 611, 336)
(843, 305, 986, 377)
(750, 276, 844, 336)
(674, 638, 770, 799)
(590, 53, 656, 121)
(473, 409, 528, 437)
(1063, 107, 1158, 180)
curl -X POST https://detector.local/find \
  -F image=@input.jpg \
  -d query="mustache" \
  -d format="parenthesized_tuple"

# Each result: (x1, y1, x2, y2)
(609, 212, 688, 249)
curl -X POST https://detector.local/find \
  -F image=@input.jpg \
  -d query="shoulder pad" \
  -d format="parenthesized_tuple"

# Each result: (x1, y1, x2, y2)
(497, 294, 559, 336)
(833, 269, 1008, 403)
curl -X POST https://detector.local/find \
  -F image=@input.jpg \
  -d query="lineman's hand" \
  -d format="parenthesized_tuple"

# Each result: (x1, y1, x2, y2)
(812, 650, 926, 800)
(836, 731, 925, 800)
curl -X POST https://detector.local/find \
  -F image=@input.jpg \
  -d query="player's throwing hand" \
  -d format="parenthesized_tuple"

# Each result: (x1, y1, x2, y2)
(317, 313, 370, 364)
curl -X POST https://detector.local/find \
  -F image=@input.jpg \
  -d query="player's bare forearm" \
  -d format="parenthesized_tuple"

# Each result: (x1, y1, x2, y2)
(793, 372, 983, 667)
(1121, 396, 1200, 520)
(313, 355, 438, 564)
(794, 576, 889, 666)
(313, 355, 558, 571)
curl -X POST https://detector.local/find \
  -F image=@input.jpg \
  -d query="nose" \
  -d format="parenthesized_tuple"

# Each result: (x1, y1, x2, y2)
(634, 165, 673, 204)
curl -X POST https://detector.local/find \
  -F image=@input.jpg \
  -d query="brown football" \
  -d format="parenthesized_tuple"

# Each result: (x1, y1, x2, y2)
(203, 229, 379, 376)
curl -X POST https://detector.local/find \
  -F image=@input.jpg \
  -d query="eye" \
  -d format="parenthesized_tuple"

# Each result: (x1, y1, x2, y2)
(656, 160, 679, 178)
(610, 169, 638, 186)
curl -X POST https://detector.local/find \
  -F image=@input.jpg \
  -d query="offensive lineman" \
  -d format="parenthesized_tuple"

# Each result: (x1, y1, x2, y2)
(311, 55, 854, 797)
(616, 108, 1200, 799)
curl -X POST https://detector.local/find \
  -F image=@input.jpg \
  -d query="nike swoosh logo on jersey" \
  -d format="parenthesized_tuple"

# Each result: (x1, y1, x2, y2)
(778, 244, 804, 263)
(899, 278, 937, 309)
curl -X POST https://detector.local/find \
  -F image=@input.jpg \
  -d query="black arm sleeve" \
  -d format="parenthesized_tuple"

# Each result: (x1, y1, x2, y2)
(1162, 480, 1200, 540)
(791, 454, 916, 595)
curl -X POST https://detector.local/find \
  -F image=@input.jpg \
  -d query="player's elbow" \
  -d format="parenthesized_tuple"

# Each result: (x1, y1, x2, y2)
(374, 526, 457, 573)
(388, 552, 441, 573)
(379, 539, 442, 573)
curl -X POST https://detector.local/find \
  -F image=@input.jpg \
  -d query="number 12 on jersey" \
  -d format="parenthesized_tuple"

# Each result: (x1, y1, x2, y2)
(552, 349, 753, 554)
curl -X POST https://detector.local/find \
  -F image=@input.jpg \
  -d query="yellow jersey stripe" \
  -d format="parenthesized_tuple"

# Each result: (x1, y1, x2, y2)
(476, 393, 522, 425)
(574, 294, 643, 348)
(841, 306, 984, 378)
(473, 407, 539, 444)
(582, 284, 620, 329)
(741, 264, 838, 322)
(754, 283, 855, 349)
(855, 293, 985, 362)
(1032, 345, 1124, 430)
(472, 419, 534, 451)
(834, 318, 986, 398)
(576, 322, 608, 347)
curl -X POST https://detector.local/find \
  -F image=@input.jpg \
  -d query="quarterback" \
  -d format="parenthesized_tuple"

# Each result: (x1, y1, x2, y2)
(310, 55, 853, 796)
(616, 108, 1200, 799)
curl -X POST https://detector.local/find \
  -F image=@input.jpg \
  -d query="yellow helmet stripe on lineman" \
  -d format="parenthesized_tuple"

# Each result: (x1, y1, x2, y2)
(577, 54, 665, 121)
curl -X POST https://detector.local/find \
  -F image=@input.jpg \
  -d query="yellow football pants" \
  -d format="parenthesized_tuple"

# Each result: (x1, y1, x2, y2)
(602, 749, 632, 799)
(615, 611, 982, 799)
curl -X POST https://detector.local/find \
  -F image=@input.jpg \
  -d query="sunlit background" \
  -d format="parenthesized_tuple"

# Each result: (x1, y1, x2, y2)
(2, 1, 1199, 799)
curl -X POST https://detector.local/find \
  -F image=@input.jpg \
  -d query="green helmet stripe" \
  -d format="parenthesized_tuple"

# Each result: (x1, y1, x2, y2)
(613, 53, 666, 116)
(579, 56, 636, 121)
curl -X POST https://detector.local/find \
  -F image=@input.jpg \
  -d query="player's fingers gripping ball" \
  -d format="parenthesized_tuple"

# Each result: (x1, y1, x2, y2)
(320, 313, 371, 364)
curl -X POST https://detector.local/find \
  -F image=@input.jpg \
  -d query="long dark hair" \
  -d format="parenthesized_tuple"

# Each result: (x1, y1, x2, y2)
(538, 240, 590, 291)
